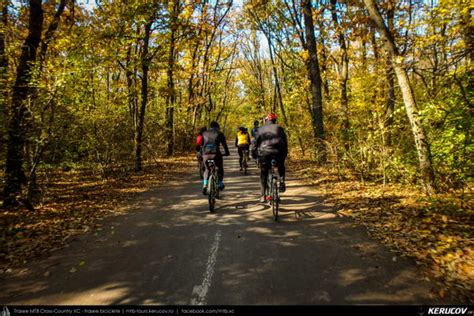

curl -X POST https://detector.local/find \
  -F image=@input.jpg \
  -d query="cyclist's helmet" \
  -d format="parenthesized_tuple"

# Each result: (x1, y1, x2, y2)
(265, 113, 277, 122)
(254, 120, 259, 127)
(210, 121, 220, 129)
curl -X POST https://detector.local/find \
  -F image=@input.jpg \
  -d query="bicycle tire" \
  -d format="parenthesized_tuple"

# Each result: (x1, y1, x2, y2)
(208, 174, 215, 213)
(272, 176, 279, 221)
(198, 160, 204, 179)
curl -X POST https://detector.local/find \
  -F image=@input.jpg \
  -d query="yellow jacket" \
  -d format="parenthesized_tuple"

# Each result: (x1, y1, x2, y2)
(235, 131, 250, 146)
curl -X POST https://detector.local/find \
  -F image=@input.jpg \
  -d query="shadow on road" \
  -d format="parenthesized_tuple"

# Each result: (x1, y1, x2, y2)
(0, 154, 444, 305)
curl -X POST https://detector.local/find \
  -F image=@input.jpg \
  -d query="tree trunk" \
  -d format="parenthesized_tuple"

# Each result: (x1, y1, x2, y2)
(0, 1, 8, 148)
(363, 0, 436, 194)
(3, 0, 43, 208)
(254, 15, 288, 127)
(268, 40, 290, 130)
(251, 30, 267, 112)
(370, 29, 380, 107)
(383, 0, 395, 145)
(27, 0, 68, 201)
(317, 21, 330, 100)
(38, 0, 66, 70)
(302, 0, 325, 162)
(330, 0, 350, 147)
(135, 21, 152, 172)
(166, 1, 179, 157)
(384, 57, 395, 144)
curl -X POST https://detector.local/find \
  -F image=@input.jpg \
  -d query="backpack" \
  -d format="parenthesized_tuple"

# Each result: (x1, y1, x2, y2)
(202, 129, 219, 154)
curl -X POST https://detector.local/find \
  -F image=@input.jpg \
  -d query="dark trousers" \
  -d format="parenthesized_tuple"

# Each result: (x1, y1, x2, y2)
(237, 144, 250, 168)
(259, 154, 286, 196)
(203, 153, 224, 182)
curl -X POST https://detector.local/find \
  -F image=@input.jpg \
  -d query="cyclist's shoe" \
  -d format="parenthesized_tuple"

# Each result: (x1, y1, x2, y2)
(202, 186, 207, 195)
(259, 195, 266, 203)
(218, 181, 225, 191)
(279, 181, 286, 193)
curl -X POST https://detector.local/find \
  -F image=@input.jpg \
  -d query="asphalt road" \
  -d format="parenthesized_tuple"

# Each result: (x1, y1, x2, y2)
(1, 152, 442, 305)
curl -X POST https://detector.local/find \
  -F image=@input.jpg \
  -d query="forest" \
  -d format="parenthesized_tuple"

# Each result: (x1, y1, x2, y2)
(0, 0, 472, 302)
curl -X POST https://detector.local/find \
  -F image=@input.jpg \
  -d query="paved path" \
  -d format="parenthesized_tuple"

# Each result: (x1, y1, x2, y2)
(1, 153, 441, 305)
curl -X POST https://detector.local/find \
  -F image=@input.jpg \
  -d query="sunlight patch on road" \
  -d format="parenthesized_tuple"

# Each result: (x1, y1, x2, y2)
(338, 268, 366, 287)
(8, 282, 131, 305)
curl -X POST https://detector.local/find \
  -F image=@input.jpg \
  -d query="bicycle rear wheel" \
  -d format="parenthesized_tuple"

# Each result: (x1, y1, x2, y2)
(198, 160, 204, 179)
(271, 176, 279, 221)
(208, 174, 216, 212)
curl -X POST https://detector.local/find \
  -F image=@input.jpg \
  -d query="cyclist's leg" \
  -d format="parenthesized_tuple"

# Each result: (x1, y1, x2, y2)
(216, 154, 225, 190)
(237, 146, 243, 169)
(277, 154, 286, 192)
(202, 155, 210, 180)
(202, 154, 214, 194)
(259, 155, 270, 201)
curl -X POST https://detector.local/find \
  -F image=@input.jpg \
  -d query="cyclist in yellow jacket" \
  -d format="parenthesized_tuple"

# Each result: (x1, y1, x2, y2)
(235, 126, 251, 171)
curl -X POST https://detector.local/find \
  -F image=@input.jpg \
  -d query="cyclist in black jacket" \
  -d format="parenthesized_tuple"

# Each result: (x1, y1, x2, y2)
(251, 113, 288, 203)
(200, 121, 230, 194)
(251, 120, 260, 141)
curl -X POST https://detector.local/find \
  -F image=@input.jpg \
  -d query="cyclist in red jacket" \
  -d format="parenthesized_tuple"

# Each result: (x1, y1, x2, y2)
(198, 121, 230, 194)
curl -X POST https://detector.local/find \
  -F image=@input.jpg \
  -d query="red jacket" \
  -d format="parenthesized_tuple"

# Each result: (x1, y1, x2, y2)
(196, 135, 203, 152)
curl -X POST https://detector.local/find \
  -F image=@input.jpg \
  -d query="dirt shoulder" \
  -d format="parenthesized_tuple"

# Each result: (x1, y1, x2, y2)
(0, 155, 194, 273)
(289, 159, 473, 303)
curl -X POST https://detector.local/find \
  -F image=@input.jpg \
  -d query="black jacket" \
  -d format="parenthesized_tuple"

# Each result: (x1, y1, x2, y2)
(202, 128, 230, 156)
(253, 121, 288, 157)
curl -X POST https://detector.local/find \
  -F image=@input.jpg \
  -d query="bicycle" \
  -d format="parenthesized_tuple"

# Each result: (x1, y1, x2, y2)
(206, 160, 219, 213)
(265, 159, 280, 221)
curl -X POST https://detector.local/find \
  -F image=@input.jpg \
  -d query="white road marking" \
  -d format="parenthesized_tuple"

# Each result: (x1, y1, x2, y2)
(190, 230, 222, 305)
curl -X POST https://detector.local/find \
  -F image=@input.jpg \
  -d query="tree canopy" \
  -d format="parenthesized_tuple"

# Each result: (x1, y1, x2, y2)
(1, 0, 472, 205)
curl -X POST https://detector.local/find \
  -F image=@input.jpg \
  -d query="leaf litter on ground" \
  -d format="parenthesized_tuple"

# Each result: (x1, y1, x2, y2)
(290, 159, 473, 303)
(0, 155, 194, 276)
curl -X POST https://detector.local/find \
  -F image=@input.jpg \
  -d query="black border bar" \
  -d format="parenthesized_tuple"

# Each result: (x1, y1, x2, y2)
(2, 305, 473, 316)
